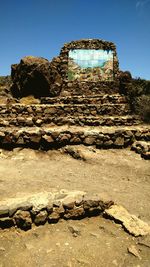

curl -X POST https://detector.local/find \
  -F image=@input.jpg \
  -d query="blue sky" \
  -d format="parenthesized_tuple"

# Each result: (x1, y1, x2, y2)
(0, 0, 150, 79)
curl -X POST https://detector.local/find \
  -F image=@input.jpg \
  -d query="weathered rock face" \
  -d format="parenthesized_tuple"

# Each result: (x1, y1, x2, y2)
(11, 56, 62, 98)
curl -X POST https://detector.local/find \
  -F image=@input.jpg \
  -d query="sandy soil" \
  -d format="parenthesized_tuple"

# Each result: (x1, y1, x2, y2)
(0, 147, 150, 222)
(1, 216, 150, 267)
(0, 147, 150, 266)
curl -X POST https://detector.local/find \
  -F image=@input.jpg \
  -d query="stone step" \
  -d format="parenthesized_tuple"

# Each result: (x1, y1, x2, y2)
(0, 115, 142, 127)
(0, 125, 149, 151)
(0, 103, 131, 117)
(41, 94, 127, 105)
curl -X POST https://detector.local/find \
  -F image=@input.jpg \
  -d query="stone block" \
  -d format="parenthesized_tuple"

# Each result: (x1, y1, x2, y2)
(83, 136, 96, 145)
(64, 207, 85, 219)
(34, 210, 48, 226)
(114, 137, 124, 147)
(13, 210, 32, 230)
(48, 211, 60, 223)
(42, 134, 54, 144)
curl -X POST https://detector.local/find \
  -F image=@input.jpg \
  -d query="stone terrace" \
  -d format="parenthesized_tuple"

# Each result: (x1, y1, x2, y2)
(0, 93, 149, 159)
(0, 94, 142, 128)
(0, 39, 149, 159)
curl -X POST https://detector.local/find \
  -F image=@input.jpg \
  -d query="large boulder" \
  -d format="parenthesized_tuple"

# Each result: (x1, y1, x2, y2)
(11, 56, 62, 98)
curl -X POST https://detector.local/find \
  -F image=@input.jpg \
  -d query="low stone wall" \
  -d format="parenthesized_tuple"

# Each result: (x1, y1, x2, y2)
(1, 190, 150, 236)
(0, 190, 113, 230)
(0, 126, 149, 149)
(0, 115, 141, 128)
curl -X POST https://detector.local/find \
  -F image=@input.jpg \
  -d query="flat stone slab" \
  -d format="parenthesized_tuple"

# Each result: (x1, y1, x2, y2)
(104, 204, 150, 237)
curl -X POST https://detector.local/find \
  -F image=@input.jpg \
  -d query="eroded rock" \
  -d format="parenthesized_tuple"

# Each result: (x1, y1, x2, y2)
(11, 56, 62, 98)
(104, 204, 150, 236)
(127, 245, 141, 259)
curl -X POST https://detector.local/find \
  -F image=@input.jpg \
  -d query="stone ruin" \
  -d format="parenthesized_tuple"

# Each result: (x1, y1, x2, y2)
(0, 39, 149, 159)
(11, 39, 120, 98)
(0, 39, 150, 232)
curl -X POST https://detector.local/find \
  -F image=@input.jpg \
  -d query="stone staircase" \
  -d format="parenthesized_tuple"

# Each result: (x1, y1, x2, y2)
(0, 93, 149, 159)
(0, 94, 142, 127)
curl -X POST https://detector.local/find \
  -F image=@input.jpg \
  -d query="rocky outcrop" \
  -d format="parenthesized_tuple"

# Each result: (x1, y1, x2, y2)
(11, 56, 62, 98)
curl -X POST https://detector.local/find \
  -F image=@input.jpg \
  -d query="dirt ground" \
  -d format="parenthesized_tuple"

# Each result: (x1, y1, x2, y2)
(0, 147, 150, 222)
(0, 146, 150, 266)
(1, 216, 150, 267)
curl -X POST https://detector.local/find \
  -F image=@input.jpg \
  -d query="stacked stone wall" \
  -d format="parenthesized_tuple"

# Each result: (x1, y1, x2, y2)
(58, 39, 120, 96)
(0, 126, 149, 149)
